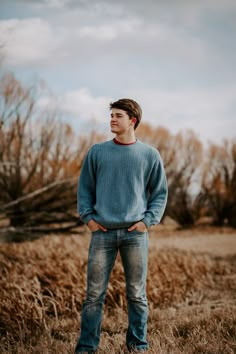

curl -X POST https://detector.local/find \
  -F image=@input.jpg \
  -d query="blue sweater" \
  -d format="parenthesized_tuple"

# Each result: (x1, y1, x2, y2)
(78, 139, 168, 229)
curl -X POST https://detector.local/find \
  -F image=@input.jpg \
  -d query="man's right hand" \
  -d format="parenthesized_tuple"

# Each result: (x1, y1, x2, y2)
(87, 219, 107, 232)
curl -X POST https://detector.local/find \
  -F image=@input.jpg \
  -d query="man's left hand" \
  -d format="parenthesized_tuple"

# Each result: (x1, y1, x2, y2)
(128, 221, 148, 232)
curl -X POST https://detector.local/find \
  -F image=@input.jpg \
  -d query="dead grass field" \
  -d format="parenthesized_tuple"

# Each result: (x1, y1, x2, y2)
(0, 226, 235, 353)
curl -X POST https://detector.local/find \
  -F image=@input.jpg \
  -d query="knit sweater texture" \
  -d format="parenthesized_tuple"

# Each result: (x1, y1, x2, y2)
(77, 139, 168, 229)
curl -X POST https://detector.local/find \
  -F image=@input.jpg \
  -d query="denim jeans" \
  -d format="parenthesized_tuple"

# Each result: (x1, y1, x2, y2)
(75, 228, 149, 353)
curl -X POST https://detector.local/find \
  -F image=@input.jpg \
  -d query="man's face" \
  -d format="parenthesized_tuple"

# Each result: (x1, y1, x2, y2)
(110, 108, 135, 134)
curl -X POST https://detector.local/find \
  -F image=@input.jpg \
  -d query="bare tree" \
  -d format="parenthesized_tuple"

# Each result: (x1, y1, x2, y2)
(0, 73, 100, 233)
(163, 131, 203, 226)
(198, 140, 236, 227)
(137, 124, 203, 227)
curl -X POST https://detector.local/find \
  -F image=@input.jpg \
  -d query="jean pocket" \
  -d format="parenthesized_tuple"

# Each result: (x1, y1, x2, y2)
(131, 229, 146, 235)
(91, 228, 101, 234)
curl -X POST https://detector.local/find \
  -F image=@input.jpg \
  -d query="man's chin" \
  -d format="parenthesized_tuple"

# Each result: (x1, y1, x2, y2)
(111, 127, 119, 133)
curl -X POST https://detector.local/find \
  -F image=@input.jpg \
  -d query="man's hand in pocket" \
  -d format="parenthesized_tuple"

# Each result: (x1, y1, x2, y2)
(87, 219, 107, 232)
(128, 221, 148, 232)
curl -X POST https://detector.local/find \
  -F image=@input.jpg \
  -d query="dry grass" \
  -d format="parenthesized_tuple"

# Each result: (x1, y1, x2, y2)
(0, 228, 235, 353)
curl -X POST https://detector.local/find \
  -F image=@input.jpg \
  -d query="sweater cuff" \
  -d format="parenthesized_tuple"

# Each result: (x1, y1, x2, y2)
(82, 214, 94, 225)
(141, 216, 152, 229)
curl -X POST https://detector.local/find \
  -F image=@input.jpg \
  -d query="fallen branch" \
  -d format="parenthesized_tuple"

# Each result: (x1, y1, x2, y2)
(0, 178, 77, 211)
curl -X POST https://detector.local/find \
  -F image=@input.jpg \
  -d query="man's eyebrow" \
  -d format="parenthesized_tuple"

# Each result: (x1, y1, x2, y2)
(111, 112, 123, 116)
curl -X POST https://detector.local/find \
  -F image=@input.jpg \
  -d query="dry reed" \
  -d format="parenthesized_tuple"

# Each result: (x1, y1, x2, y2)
(0, 232, 235, 353)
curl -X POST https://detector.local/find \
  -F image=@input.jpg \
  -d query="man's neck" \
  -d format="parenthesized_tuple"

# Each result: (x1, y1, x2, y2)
(115, 133, 136, 144)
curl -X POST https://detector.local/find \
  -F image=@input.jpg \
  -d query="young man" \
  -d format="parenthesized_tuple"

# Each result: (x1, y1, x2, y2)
(75, 98, 168, 353)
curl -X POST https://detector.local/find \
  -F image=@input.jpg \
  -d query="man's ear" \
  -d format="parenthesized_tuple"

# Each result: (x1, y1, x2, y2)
(132, 118, 137, 126)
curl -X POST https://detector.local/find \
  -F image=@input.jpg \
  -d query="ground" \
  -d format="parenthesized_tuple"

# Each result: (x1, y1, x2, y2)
(0, 226, 235, 353)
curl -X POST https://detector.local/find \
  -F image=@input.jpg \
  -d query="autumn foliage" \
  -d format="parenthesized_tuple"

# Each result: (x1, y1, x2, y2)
(136, 123, 236, 227)
(0, 73, 103, 233)
(198, 141, 236, 227)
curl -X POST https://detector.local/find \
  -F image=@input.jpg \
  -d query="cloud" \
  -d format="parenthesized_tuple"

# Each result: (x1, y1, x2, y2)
(39, 88, 112, 123)
(1, 0, 235, 73)
(38, 85, 236, 143)
(60, 88, 111, 122)
(16, 0, 72, 9)
(124, 86, 236, 143)
(0, 18, 64, 67)
(1, 0, 235, 143)
(78, 18, 141, 41)
(18, 0, 236, 22)
(0, 14, 210, 71)
(36, 0, 70, 9)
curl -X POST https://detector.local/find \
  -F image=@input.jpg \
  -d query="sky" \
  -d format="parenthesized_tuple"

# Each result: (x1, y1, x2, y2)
(0, 0, 236, 144)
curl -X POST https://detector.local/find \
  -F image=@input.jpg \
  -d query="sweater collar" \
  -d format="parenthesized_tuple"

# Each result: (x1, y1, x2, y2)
(113, 138, 137, 146)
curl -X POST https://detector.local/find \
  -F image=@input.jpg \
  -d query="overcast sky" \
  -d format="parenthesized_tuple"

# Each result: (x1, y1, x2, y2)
(0, 0, 236, 143)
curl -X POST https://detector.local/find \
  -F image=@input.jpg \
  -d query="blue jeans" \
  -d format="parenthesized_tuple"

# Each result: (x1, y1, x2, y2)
(75, 228, 149, 352)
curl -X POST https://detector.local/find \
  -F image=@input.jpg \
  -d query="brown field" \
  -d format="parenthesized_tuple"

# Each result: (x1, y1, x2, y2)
(0, 226, 236, 353)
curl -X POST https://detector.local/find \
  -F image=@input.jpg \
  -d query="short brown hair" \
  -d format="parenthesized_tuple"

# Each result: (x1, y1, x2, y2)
(109, 98, 142, 130)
